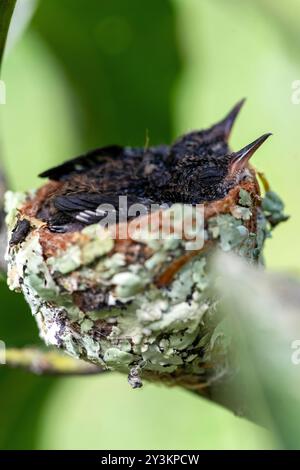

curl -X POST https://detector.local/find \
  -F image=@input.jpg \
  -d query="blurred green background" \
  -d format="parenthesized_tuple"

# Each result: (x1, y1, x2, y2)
(0, 0, 299, 449)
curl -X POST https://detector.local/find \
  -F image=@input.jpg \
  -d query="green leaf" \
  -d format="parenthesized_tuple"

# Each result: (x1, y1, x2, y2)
(0, 0, 16, 69)
(214, 252, 300, 449)
(32, 0, 181, 148)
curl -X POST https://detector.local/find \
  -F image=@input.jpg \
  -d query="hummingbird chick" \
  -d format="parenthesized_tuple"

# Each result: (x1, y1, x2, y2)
(37, 99, 271, 233)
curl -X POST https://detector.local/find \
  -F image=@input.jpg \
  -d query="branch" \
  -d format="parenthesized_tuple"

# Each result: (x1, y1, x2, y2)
(4, 347, 107, 375)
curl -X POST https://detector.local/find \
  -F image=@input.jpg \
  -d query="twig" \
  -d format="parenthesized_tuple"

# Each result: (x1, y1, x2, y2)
(4, 347, 107, 376)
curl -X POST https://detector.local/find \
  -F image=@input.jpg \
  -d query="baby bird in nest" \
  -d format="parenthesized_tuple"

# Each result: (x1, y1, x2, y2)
(37, 99, 271, 233)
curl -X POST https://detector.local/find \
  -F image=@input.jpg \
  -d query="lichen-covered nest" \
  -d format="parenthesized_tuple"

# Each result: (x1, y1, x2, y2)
(5, 171, 286, 389)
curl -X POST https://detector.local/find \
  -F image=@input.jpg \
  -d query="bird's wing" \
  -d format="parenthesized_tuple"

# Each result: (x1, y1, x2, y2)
(39, 145, 124, 181)
(48, 191, 152, 232)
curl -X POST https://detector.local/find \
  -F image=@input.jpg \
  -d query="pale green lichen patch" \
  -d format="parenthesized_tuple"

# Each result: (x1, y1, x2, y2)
(230, 205, 252, 220)
(208, 214, 249, 252)
(103, 348, 136, 370)
(262, 191, 289, 226)
(47, 245, 82, 274)
(47, 225, 114, 274)
(112, 271, 149, 299)
(5, 186, 287, 388)
(239, 188, 252, 207)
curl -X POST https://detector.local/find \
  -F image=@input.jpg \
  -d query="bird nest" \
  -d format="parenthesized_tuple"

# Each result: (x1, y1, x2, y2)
(5, 167, 286, 390)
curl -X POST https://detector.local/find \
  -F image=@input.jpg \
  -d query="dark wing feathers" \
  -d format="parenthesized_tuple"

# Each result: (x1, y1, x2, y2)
(50, 192, 119, 230)
(54, 193, 109, 212)
(53, 192, 152, 214)
(39, 145, 123, 181)
(49, 191, 154, 232)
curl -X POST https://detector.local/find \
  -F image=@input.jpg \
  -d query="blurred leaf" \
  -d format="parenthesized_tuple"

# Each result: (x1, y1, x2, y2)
(5, 0, 38, 54)
(0, 0, 16, 67)
(0, 370, 53, 449)
(214, 252, 300, 449)
(37, 373, 273, 450)
(0, 281, 38, 346)
(255, 0, 300, 61)
(0, 30, 81, 190)
(32, 0, 181, 148)
(0, 281, 56, 449)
